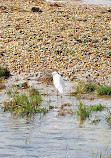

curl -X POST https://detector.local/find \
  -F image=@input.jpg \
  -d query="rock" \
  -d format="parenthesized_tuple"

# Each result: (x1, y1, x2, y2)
(107, 9, 111, 12)
(0, 6, 7, 10)
(21, 82, 29, 89)
(49, 3, 61, 7)
(0, 51, 6, 56)
(75, 39, 82, 43)
(102, 37, 108, 41)
(0, 6, 8, 13)
(92, 39, 99, 43)
(31, 7, 42, 13)
(83, 19, 87, 22)
(4, 70, 11, 79)
(57, 50, 62, 55)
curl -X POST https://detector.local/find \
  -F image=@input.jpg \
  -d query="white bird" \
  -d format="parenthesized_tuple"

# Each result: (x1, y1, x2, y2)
(52, 71, 64, 94)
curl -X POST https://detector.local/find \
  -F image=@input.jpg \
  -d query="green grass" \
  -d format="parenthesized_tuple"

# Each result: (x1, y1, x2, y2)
(96, 85, 111, 95)
(0, 65, 10, 78)
(85, 82, 97, 92)
(75, 81, 97, 95)
(88, 104, 105, 113)
(94, 153, 111, 158)
(0, 79, 6, 90)
(4, 88, 48, 116)
(106, 110, 111, 125)
(93, 146, 111, 158)
(77, 102, 90, 121)
(73, 81, 111, 96)
(77, 102, 105, 121)
(73, 81, 86, 97)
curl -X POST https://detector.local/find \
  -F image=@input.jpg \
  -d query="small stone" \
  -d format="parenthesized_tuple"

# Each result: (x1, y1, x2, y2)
(92, 39, 99, 43)
(21, 82, 29, 89)
(107, 9, 111, 12)
(57, 50, 62, 55)
(31, 7, 42, 13)
(102, 37, 108, 41)
(0, 51, 6, 56)
(83, 19, 87, 22)
(0, 5, 8, 13)
(75, 39, 82, 43)
(50, 3, 61, 7)
(0, 6, 7, 10)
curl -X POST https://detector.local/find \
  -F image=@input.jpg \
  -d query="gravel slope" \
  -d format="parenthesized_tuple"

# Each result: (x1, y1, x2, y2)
(0, 0, 111, 84)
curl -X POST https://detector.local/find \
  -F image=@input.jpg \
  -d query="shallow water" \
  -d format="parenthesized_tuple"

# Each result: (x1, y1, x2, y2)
(0, 76, 111, 158)
(82, 0, 111, 6)
(47, 0, 111, 7)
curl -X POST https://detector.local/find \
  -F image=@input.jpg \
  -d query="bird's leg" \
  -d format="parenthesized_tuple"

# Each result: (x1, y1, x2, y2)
(57, 90, 59, 99)
(60, 94, 63, 105)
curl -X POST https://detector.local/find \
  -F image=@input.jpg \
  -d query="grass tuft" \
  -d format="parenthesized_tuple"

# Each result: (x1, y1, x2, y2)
(4, 88, 48, 116)
(0, 79, 6, 90)
(77, 102, 105, 122)
(76, 81, 86, 94)
(85, 82, 97, 92)
(29, 88, 40, 96)
(0, 65, 10, 78)
(96, 85, 111, 95)
(74, 81, 97, 96)
(88, 104, 105, 113)
(106, 110, 111, 125)
(77, 102, 90, 121)
(73, 81, 111, 96)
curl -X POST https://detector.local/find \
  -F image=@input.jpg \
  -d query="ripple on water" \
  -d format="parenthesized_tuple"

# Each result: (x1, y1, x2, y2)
(0, 78, 111, 158)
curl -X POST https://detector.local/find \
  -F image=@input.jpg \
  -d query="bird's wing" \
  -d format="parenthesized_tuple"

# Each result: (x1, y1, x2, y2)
(53, 74, 64, 93)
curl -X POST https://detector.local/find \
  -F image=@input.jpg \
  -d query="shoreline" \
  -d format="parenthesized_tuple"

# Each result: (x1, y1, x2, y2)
(46, 0, 111, 7)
